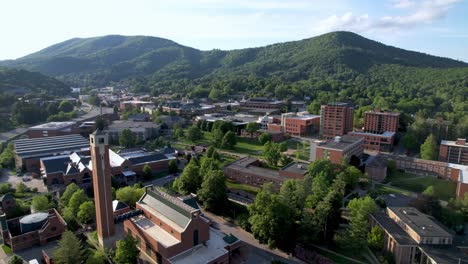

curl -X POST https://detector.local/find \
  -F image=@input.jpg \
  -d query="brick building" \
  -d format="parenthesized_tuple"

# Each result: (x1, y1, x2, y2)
(319, 103, 354, 139)
(14, 134, 90, 172)
(370, 207, 467, 264)
(239, 97, 284, 111)
(0, 209, 67, 252)
(26, 122, 77, 138)
(106, 121, 161, 142)
(277, 113, 320, 137)
(364, 111, 400, 133)
(439, 138, 468, 165)
(223, 157, 308, 188)
(311, 135, 364, 164)
(120, 100, 153, 110)
(124, 187, 242, 264)
(348, 131, 396, 152)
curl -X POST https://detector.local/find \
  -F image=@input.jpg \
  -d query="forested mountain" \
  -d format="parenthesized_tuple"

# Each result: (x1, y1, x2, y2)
(0, 67, 69, 95)
(1, 32, 467, 130)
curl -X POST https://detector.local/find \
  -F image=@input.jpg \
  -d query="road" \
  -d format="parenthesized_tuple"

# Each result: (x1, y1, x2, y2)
(201, 209, 303, 264)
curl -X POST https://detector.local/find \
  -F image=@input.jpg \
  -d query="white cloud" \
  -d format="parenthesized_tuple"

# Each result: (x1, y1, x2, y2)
(315, 0, 461, 34)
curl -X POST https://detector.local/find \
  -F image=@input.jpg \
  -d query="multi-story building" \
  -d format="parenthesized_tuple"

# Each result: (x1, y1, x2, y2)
(0, 209, 67, 252)
(348, 131, 396, 152)
(239, 97, 284, 111)
(124, 186, 242, 264)
(106, 121, 160, 142)
(370, 207, 467, 264)
(311, 135, 364, 164)
(282, 113, 320, 137)
(439, 138, 468, 165)
(319, 103, 354, 139)
(364, 111, 400, 133)
(14, 134, 90, 172)
(120, 100, 153, 110)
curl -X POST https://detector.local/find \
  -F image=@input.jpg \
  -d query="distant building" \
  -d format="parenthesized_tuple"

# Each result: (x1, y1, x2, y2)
(0, 209, 67, 252)
(365, 155, 388, 182)
(14, 134, 90, 172)
(124, 186, 242, 263)
(320, 103, 354, 139)
(239, 97, 284, 112)
(223, 157, 308, 188)
(26, 122, 77, 138)
(312, 135, 364, 164)
(370, 207, 467, 264)
(106, 121, 160, 142)
(120, 100, 153, 110)
(282, 113, 320, 137)
(439, 138, 468, 165)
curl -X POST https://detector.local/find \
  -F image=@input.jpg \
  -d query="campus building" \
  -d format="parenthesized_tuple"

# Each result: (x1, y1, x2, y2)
(223, 157, 308, 188)
(348, 131, 396, 152)
(311, 135, 364, 164)
(0, 209, 67, 252)
(124, 186, 242, 264)
(370, 207, 467, 264)
(319, 103, 354, 139)
(439, 138, 468, 165)
(239, 97, 284, 112)
(364, 111, 400, 133)
(14, 134, 90, 172)
(106, 121, 161, 142)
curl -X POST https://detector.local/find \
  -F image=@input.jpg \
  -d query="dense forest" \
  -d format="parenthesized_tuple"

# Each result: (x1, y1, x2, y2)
(0, 67, 69, 95)
(1, 32, 467, 135)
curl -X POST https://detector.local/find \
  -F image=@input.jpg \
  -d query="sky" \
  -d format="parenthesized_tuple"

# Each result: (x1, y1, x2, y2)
(1, 0, 467, 62)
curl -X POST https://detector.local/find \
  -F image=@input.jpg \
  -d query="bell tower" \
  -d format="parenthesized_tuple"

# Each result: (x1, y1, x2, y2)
(90, 130, 115, 247)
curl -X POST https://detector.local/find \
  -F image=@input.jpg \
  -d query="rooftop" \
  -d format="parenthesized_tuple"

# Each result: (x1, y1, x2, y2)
(371, 212, 416, 245)
(286, 114, 320, 120)
(419, 245, 468, 264)
(323, 102, 352, 107)
(224, 157, 283, 181)
(119, 150, 173, 165)
(388, 207, 453, 238)
(169, 228, 233, 264)
(365, 111, 400, 117)
(131, 214, 181, 248)
(14, 134, 89, 159)
(107, 120, 160, 129)
(280, 162, 308, 176)
(349, 131, 396, 138)
(317, 135, 364, 151)
(441, 139, 467, 148)
(29, 121, 76, 131)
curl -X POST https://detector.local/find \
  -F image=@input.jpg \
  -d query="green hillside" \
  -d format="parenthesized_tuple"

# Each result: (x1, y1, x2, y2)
(0, 67, 69, 95)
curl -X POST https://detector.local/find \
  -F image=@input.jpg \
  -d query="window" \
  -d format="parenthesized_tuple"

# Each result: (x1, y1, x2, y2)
(193, 230, 199, 246)
(146, 242, 152, 256)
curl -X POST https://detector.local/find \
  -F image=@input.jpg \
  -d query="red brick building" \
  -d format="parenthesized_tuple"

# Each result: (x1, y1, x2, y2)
(0, 209, 67, 252)
(439, 138, 468, 165)
(312, 135, 364, 164)
(124, 187, 241, 264)
(364, 111, 400, 133)
(319, 103, 354, 139)
(348, 131, 396, 152)
(282, 114, 320, 137)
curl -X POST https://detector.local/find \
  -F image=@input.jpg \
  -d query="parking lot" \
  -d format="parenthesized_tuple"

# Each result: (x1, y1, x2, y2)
(0, 169, 48, 193)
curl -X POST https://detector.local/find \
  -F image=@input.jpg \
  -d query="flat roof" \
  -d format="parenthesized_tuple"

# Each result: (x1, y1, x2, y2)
(286, 114, 320, 120)
(365, 111, 400, 117)
(14, 134, 89, 158)
(280, 162, 308, 175)
(419, 245, 468, 264)
(131, 214, 181, 248)
(224, 157, 283, 181)
(107, 121, 160, 129)
(441, 139, 467, 148)
(349, 131, 396, 138)
(169, 228, 231, 264)
(388, 207, 453, 238)
(371, 212, 416, 245)
(317, 135, 363, 151)
(29, 121, 76, 130)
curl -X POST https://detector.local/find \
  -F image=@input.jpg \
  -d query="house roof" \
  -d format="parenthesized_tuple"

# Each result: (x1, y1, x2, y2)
(388, 207, 453, 238)
(371, 212, 416, 246)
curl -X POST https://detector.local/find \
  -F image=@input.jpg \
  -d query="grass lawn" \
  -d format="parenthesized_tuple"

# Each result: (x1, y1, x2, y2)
(313, 246, 365, 264)
(286, 139, 310, 161)
(2, 244, 12, 254)
(233, 137, 264, 156)
(385, 170, 420, 183)
(374, 184, 414, 196)
(391, 176, 456, 201)
(226, 179, 260, 195)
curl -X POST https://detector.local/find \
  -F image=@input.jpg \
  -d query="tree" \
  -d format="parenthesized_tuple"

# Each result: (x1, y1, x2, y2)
(8, 255, 23, 264)
(245, 122, 260, 137)
(186, 126, 203, 142)
(142, 164, 152, 179)
(248, 184, 294, 249)
(86, 249, 106, 264)
(423, 185, 435, 196)
(173, 159, 202, 194)
(198, 170, 227, 212)
(280, 155, 293, 167)
(114, 233, 139, 264)
(402, 131, 418, 150)
(60, 183, 79, 207)
(212, 128, 224, 147)
(168, 159, 178, 174)
(221, 131, 237, 149)
(31, 195, 52, 211)
(279, 142, 288, 152)
(206, 146, 216, 158)
(258, 132, 272, 145)
(119, 128, 135, 148)
(0, 143, 15, 168)
(264, 141, 281, 167)
(68, 189, 89, 216)
(279, 180, 305, 216)
(15, 183, 28, 193)
(53, 230, 86, 264)
(58, 100, 74, 113)
(94, 116, 107, 130)
(116, 185, 144, 207)
(77, 201, 95, 224)
(172, 127, 184, 140)
(368, 225, 384, 251)
(420, 134, 438, 160)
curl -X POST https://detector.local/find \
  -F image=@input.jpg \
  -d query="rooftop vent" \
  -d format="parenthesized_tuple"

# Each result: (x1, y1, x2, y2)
(334, 136, 342, 143)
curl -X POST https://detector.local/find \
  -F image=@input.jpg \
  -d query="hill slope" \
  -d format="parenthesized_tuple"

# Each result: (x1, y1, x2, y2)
(0, 67, 69, 95)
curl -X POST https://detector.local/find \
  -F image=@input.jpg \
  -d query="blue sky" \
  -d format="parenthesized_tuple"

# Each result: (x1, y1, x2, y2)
(1, 0, 467, 62)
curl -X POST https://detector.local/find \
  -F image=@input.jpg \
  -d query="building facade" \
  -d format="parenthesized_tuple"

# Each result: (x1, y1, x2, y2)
(439, 138, 468, 165)
(319, 103, 354, 139)
(312, 135, 364, 164)
(364, 111, 400, 133)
